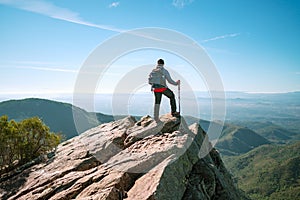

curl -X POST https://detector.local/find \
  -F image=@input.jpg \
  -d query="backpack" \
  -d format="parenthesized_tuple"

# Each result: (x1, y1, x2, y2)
(148, 68, 165, 87)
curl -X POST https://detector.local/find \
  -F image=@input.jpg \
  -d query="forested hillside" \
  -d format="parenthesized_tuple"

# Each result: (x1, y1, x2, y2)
(0, 98, 115, 139)
(223, 142, 300, 200)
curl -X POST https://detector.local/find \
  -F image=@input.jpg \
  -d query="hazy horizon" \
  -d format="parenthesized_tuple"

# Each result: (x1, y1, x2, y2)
(1, 91, 299, 123)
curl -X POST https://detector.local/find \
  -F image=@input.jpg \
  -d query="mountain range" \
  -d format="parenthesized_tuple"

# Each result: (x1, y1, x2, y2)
(232, 121, 300, 143)
(0, 97, 299, 199)
(0, 98, 298, 153)
(215, 126, 271, 156)
(0, 98, 116, 139)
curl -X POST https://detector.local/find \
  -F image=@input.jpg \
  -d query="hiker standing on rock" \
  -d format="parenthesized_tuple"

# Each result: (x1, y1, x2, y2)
(148, 59, 180, 121)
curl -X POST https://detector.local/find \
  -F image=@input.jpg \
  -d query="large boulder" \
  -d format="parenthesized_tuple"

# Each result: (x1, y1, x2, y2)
(0, 114, 246, 200)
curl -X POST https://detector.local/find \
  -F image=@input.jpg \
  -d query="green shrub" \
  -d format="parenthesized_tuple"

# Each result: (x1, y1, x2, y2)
(0, 115, 62, 172)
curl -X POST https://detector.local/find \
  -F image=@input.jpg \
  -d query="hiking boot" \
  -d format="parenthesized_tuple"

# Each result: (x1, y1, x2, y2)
(171, 111, 180, 117)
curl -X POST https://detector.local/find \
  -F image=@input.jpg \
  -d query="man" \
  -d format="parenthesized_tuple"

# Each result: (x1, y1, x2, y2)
(149, 59, 180, 121)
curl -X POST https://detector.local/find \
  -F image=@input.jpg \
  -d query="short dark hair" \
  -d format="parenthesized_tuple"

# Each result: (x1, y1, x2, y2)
(157, 59, 164, 65)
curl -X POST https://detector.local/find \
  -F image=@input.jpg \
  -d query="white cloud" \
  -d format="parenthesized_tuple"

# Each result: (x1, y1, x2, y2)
(0, 0, 124, 32)
(109, 2, 120, 8)
(201, 33, 241, 43)
(0, 60, 78, 73)
(16, 65, 78, 73)
(0, 0, 202, 47)
(172, 0, 194, 9)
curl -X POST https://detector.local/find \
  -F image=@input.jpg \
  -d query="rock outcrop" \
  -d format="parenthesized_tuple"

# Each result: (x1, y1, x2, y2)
(0, 114, 245, 200)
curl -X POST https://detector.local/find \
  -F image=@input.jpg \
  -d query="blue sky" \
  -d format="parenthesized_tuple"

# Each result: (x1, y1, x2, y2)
(0, 0, 300, 97)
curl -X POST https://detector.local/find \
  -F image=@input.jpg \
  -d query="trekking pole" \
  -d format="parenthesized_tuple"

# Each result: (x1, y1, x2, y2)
(178, 81, 181, 114)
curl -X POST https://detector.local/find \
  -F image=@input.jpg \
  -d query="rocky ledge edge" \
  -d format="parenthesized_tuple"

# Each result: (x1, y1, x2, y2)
(0, 114, 246, 200)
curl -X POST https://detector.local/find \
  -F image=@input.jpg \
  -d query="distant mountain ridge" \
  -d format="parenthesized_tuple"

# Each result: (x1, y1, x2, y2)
(0, 98, 116, 139)
(215, 125, 271, 156)
(184, 115, 272, 156)
(231, 121, 299, 143)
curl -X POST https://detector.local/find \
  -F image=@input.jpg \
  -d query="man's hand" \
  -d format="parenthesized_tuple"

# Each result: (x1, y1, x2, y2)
(177, 80, 181, 85)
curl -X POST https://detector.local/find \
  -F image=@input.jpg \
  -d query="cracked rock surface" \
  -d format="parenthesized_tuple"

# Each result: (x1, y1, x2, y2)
(0, 114, 244, 200)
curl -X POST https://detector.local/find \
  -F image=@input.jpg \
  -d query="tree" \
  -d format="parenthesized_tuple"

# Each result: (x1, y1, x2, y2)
(0, 116, 62, 172)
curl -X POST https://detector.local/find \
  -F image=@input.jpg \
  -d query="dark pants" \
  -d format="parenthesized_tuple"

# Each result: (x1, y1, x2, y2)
(154, 88, 177, 113)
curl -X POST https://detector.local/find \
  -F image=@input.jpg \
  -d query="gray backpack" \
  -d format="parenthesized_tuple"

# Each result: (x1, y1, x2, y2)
(148, 68, 165, 86)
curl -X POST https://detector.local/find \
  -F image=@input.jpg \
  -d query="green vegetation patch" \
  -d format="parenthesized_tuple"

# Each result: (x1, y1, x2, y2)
(0, 115, 62, 174)
(223, 142, 300, 200)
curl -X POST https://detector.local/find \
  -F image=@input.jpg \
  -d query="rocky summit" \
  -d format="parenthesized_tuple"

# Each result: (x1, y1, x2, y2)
(0, 114, 244, 200)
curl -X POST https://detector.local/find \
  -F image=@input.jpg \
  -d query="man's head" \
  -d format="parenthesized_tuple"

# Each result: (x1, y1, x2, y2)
(157, 59, 164, 65)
